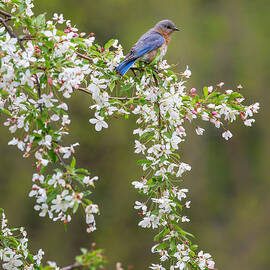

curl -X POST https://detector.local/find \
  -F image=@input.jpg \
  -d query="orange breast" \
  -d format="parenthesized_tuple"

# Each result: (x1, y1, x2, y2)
(158, 30, 171, 46)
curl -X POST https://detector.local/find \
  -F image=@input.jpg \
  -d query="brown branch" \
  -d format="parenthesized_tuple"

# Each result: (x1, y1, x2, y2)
(153, 73, 159, 87)
(76, 52, 93, 62)
(77, 87, 92, 95)
(76, 87, 140, 101)
(130, 67, 144, 72)
(35, 76, 43, 114)
(158, 103, 161, 129)
(60, 263, 82, 270)
(55, 151, 68, 167)
(0, 16, 25, 50)
(0, 9, 12, 18)
(110, 96, 140, 101)
(20, 34, 35, 41)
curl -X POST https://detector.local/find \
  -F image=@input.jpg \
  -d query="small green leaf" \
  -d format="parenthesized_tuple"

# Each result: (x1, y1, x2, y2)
(73, 200, 79, 214)
(154, 228, 170, 242)
(203, 87, 208, 98)
(104, 39, 115, 50)
(75, 168, 89, 174)
(48, 149, 58, 163)
(109, 81, 115, 92)
(137, 159, 152, 165)
(155, 242, 169, 250)
(119, 84, 132, 94)
(70, 157, 76, 169)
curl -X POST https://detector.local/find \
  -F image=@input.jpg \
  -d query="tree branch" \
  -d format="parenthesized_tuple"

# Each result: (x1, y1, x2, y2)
(0, 16, 25, 50)
(76, 87, 140, 101)
(0, 9, 12, 18)
(55, 151, 68, 168)
(76, 52, 93, 62)
(76, 87, 92, 95)
(35, 76, 43, 113)
(60, 263, 82, 270)
(20, 34, 35, 41)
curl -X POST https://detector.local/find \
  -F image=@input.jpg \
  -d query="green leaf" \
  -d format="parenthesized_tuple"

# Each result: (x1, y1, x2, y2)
(137, 159, 152, 165)
(80, 248, 88, 254)
(70, 157, 76, 169)
(190, 244, 198, 251)
(104, 39, 115, 50)
(174, 225, 195, 238)
(48, 149, 58, 163)
(75, 168, 89, 174)
(154, 228, 170, 242)
(119, 84, 132, 94)
(34, 13, 46, 28)
(208, 92, 220, 99)
(170, 238, 177, 253)
(163, 132, 171, 139)
(46, 192, 57, 204)
(203, 86, 208, 98)
(84, 190, 92, 197)
(73, 200, 79, 214)
(109, 80, 115, 92)
(155, 242, 169, 251)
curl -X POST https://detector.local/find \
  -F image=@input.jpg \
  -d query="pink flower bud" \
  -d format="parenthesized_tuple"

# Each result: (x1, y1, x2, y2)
(212, 111, 217, 116)
(189, 88, 196, 93)
(48, 77, 52, 86)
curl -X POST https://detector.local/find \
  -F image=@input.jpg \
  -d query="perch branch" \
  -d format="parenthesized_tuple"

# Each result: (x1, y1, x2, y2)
(76, 87, 140, 101)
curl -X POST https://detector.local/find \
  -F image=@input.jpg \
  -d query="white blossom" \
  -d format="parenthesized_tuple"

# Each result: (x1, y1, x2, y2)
(222, 130, 233, 140)
(89, 112, 108, 131)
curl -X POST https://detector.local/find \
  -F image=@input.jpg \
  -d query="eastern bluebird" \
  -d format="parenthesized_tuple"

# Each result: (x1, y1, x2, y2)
(116, 19, 179, 76)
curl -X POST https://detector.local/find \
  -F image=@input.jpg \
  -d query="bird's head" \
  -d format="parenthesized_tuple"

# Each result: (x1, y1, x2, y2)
(154, 20, 179, 35)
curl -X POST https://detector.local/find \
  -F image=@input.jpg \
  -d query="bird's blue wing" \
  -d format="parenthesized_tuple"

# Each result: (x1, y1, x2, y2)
(130, 31, 165, 59)
(116, 31, 164, 76)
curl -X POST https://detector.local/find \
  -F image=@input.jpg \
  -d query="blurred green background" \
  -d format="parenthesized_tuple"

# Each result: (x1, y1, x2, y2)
(0, 0, 269, 269)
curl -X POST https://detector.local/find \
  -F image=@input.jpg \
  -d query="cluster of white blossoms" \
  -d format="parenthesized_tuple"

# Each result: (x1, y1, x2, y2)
(124, 63, 259, 269)
(0, 1, 260, 269)
(0, 5, 103, 232)
(0, 210, 59, 270)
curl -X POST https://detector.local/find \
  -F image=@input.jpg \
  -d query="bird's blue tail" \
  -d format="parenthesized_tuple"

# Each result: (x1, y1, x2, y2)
(116, 59, 136, 76)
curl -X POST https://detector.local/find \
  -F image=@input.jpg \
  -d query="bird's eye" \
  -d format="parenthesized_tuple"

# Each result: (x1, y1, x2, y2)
(166, 25, 171, 29)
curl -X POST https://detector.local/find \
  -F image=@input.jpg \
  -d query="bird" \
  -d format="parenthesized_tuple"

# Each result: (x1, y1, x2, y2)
(116, 19, 179, 76)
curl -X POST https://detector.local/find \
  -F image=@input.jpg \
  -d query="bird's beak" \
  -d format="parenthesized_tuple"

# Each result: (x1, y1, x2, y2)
(173, 27, 180, 31)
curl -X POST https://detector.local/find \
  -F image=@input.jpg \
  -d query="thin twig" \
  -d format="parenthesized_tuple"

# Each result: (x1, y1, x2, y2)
(153, 73, 159, 88)
(109, 96, 140, 101)
(130, 67, 144, 72)
(55, 151, 68, 167)
(158, 103, 161, 129)
(35, 76, 42, 113)
(20, 34, 35, 41)
(76, 52, 92, 62)
(77, 87, 92, 95)
(60, 263, 82, 270)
